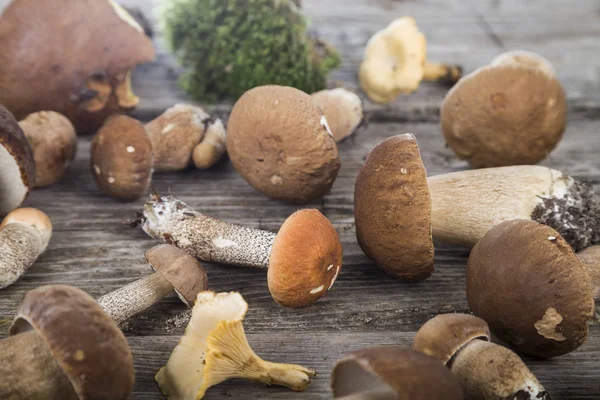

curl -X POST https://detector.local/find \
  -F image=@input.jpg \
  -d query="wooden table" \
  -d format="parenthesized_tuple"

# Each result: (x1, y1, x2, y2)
(1, 0, 599, 398)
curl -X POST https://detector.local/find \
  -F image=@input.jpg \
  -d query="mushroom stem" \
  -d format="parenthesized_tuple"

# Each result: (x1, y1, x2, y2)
(193, 118, 227, 169)
(0, 223, 44, 289)
(577, 245, 600, 299)
(423, 63, 462, 84)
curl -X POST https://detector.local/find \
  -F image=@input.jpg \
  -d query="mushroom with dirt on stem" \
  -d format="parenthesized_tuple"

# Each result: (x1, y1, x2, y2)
(311, 88, 364, 142)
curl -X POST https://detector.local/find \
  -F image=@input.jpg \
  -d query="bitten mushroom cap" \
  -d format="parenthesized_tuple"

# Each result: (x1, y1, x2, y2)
(355, 133, 434, 280)
(311, 88, 364, 142)
(1, 207, 53, 252)
(90, 114, 153, 201)
(331, 346, 464, 399)
(467, 220, 594, 358)
(9, 285, 135, 399)
(267, 209, 343, 308)
(227, 85, 341, 204)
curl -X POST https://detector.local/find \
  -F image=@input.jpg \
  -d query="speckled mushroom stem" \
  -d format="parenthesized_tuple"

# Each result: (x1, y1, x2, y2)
(577, 245, 600, 300)
(423, 63, 462, 84)
(0, 224, 44, 289)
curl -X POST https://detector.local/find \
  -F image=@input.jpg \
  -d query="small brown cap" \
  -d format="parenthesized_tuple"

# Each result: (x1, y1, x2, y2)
(331, 346, 464, 400)
(90, 114, 153, 201)
(467, 220, 594, 358)
(311, 88, 363, 142)
(10, 285, 134, 399)
(267, 209, 343, 308)
(354, 133, 434, 281)
(413, 313, 490, 365)
(145, 244, 209, 307)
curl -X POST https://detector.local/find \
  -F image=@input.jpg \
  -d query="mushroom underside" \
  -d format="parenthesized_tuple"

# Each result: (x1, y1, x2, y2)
(0, 145, 27, 215)
(332, 360, 397, 399)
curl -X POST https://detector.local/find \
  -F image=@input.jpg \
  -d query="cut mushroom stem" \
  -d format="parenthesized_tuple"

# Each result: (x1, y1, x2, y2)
(577, 245, 600, 299)
(423, 63, 462, 84)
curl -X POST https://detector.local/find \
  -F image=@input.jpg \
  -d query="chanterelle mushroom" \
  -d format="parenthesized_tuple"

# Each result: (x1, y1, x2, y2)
(360, 17, 462, 103)
(156, 291, 316, 399)
(311, 88, 364, 142)
(0, 0, 155, 133)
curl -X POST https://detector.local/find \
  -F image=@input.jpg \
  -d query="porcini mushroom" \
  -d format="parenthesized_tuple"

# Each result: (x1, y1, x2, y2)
(227, 85, 340, 204)
(0, 284, 134, 399)
(97, 244, 208, 326)
(467, 220, 595, 358)
(331, 346, 464, 400)
(413, 313, 550, 399)
(90, 114, 153, 201)
(428, 165, 600, 251)
(354, 133, 434, 280)
(441, 51, 566, 168)
(156, 291, 316, 399)
(360, 17, 462, 103)
(0, 208, 52, 289)
(311, 88, 364, 142)
(132, 194, 342, 308)
(18, 111, 77, 187)
(192, 117, 227, 169)
(0, 0, 155, 133)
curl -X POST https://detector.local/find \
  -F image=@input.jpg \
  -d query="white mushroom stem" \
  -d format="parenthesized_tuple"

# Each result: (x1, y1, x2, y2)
(577, 245, 600, 299)
(193, 118, 227, 169)
(0, 223, 44, 289)
(423, 63, 462, 83)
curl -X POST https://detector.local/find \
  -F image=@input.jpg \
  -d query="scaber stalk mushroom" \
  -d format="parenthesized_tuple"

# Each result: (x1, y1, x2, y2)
(0, 208, 52, 289)
(0, 285, 134, 399)
(156, 291, 316, 399)
(355, 133, 434, 281)
(0, 0, 155, 133)
(413, 313, 550, 400)
(227, 85, 341, 204)
(441, 51, 566, 168)
(311, 88, 364, 142)
(192, 117, 227, 169)
(132, 194, 342, 308)
(360, 17, 462, 103)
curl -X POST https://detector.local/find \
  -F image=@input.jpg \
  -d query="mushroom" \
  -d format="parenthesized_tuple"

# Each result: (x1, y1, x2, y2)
(227, 85, 341, 204)
(132, 194, 342, 308)
(0, 0, 155, 133)
(354, 133, 434, 280)
(97, 244, 208, 326)
(18, 111, 77, 187)
(413, 313, 550, 399)
(0, 284, 134, 399)
(0, 208, 52, 289)
(311, 88, 364, 142)
(156, 291, 316, 399)
(359, 17, 462, 103)
(90, 114, 154, 201)
(577, 245, 600, 299)
(428, 165, 600, 251)
(0, 105, 35, 216)
(467, 219, 595, 358)
(331, 346, 464, 399)
(441, 51, 566, 168)
(192, 117, 227, 169)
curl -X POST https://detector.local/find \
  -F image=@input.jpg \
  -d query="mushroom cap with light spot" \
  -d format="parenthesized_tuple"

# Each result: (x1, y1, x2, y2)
(311, 88, 363, 142)
(467, 220, 594, 358)
(267, 209, 343, 308)
(1, 207, 53, 252)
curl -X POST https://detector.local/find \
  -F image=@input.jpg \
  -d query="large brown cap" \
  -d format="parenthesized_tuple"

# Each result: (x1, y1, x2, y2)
(467, 220, 594, 358)
(354, 133, 434, 281)
(145, 244, 209, 307)
(227, 85, 341, 204)
(90, 114, 153, 201)
(10, 285, 134, 399)
(331, 346, 464, 400)
(413, 313, 491, 365)
(267, 209, 343, 308)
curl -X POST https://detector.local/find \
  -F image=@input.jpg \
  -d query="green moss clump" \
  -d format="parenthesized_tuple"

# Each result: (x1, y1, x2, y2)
(161, 0, 340, 102)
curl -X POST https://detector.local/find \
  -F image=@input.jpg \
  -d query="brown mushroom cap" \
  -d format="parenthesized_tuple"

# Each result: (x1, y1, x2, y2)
(145, 244, 209, 307)
(90, 114, 153, 201)
(227, 85, 341, 204)
(467, 220, 594, 358)
(0, 0, 155, 133)
(354, 133, 434, 281)
(267, 209, 343, 308)
(331, 346, 464, 400)
(311, 88, 364, 142)
(9, 285, 134, 399)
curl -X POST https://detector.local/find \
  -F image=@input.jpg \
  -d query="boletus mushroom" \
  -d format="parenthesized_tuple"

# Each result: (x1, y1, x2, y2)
(0, 284, 134, 399)
(132, 194, 343, 308)
(0, 0, 155, 133)
(331, 346, 464, 399)
(192, 117, 227, 170)
(311, 88, 364, 142)
(413, 313, 550, 399)
(360, 17, 462, 103)
(227, 85, 341, 204)
(156, 291, 316, 399)
(441, 51, 566, 168)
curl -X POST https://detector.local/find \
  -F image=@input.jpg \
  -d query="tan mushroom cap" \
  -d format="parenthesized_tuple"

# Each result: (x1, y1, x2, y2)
(1, 207, 53, 252)
(355, 133, 434, 281)
(267, 209, 342, 308)
(90, 114, 153, 201)
(145, 244, 209, 307)
(311, 88, 364, 142)
(467, 220, 594, 358)
(227, 85, 341, 204)
(10, 285, 134, 399)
